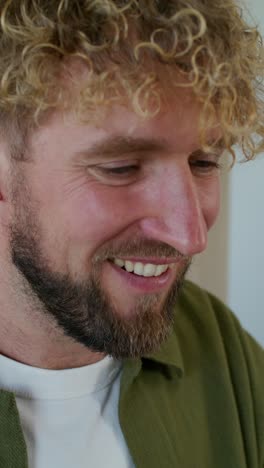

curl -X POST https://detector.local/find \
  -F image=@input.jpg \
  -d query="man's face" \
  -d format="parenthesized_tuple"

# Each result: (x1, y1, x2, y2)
(9, 92, 221, 359)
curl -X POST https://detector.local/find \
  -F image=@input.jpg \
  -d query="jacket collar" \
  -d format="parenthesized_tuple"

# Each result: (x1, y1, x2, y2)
(144, 327, 184, 378)
(122, 326, 184, 382)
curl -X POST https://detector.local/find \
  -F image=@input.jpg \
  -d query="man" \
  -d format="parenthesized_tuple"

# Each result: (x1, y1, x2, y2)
(0, 0, 263, 467)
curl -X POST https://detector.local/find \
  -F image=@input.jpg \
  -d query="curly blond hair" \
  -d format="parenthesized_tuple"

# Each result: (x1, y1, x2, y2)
(0, 0, 263, 160)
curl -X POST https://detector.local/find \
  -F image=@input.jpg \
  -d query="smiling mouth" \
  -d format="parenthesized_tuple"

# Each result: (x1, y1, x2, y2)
(110, 258, 174, 278)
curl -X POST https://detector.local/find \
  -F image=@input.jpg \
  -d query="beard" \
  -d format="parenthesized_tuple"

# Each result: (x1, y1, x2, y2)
(9, 192, 191, 360)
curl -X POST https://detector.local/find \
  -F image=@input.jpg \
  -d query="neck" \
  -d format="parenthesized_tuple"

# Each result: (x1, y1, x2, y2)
(0, 321, 106, 369)
(0, 283, 105, 370)
(0, 254, 107, 369)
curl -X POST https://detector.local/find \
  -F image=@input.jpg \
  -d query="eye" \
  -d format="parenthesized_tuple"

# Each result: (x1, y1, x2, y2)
(191, 160, 221, 170)
(98, 164, 140, 176)
(87, 160, 142, 186)
(189, 152, 222, 175)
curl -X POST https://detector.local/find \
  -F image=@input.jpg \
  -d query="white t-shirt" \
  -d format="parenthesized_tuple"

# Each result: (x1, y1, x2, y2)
(0, 353, 135, 468)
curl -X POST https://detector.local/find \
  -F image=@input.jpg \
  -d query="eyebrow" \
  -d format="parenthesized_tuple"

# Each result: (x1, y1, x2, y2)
(75, 136, 169, 160)
(75, 134, 227, 161)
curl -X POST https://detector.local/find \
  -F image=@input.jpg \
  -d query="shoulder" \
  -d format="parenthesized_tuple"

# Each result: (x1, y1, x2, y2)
(176, 280, 264, 367)
(175, 280, 264, 459)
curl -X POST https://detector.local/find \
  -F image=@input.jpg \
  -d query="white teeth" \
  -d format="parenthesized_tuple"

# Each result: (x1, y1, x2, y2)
(125, 261, 134, 272)
(133, 262, 144, 276)
(114, 258, 125, 268)
(154, 265, 168, 276)
(143, 264, 157, 277)
(113, 258, 169, 277)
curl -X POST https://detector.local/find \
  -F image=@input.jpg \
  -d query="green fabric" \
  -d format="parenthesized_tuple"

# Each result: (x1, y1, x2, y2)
(0, 390, 28, 468)
(0, 280, 263, 467)
(118, 281, 264, 468)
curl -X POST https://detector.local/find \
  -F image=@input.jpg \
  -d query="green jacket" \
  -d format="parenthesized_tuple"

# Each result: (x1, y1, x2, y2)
(0, 281, 264, 468)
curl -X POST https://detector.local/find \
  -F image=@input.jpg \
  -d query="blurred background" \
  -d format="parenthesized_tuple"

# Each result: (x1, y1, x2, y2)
(188, 0, 264, 346)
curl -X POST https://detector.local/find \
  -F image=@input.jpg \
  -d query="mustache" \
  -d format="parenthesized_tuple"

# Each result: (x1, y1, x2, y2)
(93, 238, 190, 264)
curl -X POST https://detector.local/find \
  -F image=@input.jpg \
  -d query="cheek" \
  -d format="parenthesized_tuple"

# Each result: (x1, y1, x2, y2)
(60, 185, 133, 245)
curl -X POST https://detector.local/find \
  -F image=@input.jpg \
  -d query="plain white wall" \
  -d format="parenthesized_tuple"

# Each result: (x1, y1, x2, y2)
(226, 0, 264, 346)
(229, 155, 264, 345)
(188, 0, 264, 346)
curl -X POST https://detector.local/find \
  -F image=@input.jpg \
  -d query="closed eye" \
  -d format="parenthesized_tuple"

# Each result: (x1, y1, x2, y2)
(189, 150, 223, 175)
(190, 160, 221, 169)
(98, 164, 140, 176)
(86, 160, 142, 186)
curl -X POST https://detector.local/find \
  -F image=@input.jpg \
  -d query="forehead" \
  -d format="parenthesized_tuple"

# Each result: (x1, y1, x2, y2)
(21, 57, 217, 158)
(28, 84, 222, 165)
(101, 97, 217, 153)
(57, 60, 220, 148)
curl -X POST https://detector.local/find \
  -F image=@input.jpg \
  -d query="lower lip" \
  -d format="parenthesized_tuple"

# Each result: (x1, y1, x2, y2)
(108, 261, 173, 293)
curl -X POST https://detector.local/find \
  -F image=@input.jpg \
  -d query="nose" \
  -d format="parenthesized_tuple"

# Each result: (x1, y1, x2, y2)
(138, 166, 208, 257)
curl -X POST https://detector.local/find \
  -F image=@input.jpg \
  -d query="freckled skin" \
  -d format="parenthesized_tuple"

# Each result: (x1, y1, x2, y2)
(0, 92, 221, 368)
